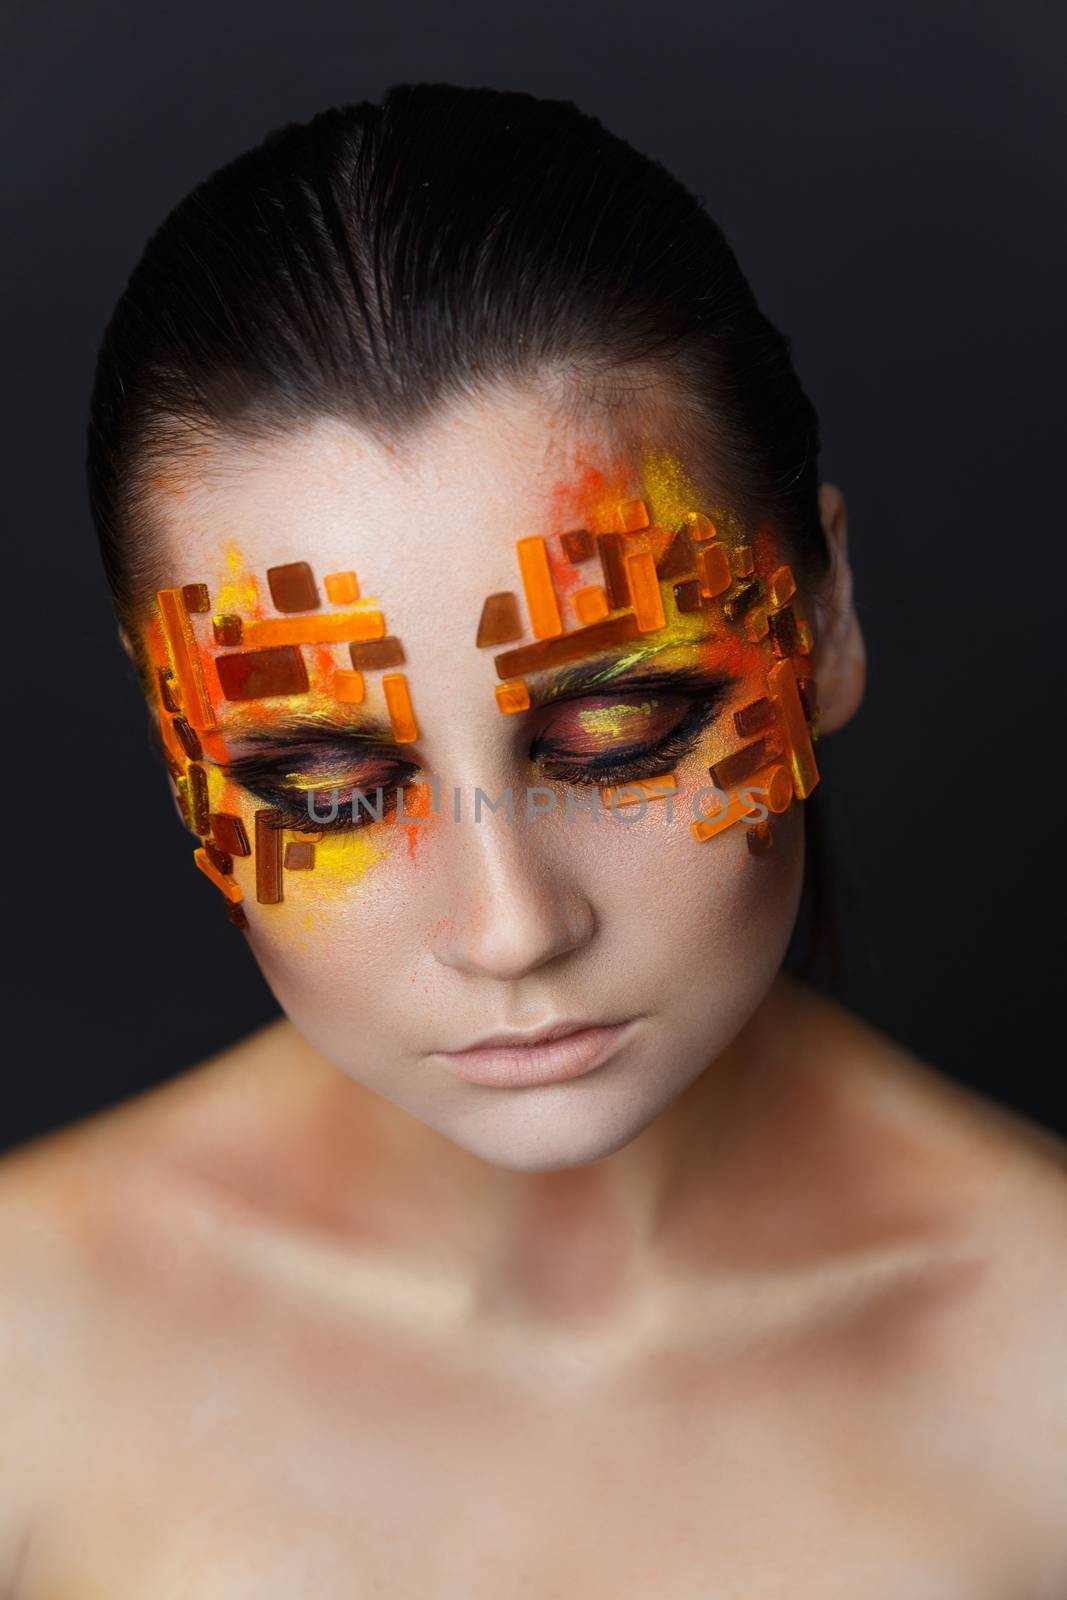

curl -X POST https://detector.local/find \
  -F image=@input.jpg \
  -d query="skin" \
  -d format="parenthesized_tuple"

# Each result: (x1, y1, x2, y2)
(145, 385, 830, 1173)
(2, 378, 1066, 1596)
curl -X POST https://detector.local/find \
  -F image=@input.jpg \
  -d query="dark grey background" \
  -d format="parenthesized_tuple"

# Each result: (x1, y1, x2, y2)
(2, 0, 1064, 1151)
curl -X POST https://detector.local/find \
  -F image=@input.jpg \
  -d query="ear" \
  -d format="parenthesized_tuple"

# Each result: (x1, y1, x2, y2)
(808, 483, 866, 735)
(118, 624, 137, 663)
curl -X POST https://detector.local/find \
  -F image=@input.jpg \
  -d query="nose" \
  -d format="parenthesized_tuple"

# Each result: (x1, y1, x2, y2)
(429, 800, 596, 981)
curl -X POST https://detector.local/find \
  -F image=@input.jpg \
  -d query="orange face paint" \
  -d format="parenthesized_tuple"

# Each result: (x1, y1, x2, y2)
(474, 447, 819, 855)
(138, 549, 421, 925)
(138, 444, 819, 930)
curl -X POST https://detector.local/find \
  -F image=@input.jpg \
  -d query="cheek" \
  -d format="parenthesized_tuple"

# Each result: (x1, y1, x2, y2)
(214, 761, 435, 940)
(238, 803, 445, 1045)
(572, 662, 806, 966)
(677, 803, 804, 1039)
(575, 770, 805, 1044)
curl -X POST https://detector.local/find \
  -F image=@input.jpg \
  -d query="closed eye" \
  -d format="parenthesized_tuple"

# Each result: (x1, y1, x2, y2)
(529, 680, 730, 786)
(218, 742, 422, 832)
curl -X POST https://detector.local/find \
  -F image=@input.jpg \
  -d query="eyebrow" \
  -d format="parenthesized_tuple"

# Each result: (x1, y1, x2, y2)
(219, 708, 396, 747)
(530, 638, 735, 702)
(218, 639, 733, 749)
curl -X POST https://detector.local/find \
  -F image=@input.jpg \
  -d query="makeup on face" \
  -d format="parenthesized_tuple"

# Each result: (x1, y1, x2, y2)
(477, 472, 818, 842)
(143, 555, 421, 919)
(139, 453, 819, 925)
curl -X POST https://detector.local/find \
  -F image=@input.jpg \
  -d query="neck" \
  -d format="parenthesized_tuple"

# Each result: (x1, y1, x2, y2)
(264, 976, 805, 1340)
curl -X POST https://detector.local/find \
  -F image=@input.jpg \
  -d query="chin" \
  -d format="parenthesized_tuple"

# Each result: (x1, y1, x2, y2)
(431, 1114, 659, 1174)
(415, 1066, 700, 1173)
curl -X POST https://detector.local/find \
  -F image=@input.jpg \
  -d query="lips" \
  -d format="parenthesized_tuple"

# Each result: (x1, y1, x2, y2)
(447, 1018, 624, 1053)
(433, 1017, 640, 1089)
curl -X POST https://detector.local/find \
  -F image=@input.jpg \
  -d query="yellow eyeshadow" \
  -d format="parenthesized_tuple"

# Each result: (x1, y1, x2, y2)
(281, 771, 356, 790)
(574, 700, 654, 740)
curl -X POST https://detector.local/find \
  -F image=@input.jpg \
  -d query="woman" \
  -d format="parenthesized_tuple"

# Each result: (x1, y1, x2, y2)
(2, 81, 1065, 1595)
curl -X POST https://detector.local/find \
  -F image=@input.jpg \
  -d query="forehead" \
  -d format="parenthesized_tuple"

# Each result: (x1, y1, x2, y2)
(148, 382, 696, 630)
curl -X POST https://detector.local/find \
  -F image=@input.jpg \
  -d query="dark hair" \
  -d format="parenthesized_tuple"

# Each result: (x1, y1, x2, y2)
(86, 81, 836, 979)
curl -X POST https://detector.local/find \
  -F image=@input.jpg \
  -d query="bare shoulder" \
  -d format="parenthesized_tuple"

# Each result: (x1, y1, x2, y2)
(0, 1016, 314, 1276)
(783, 974, 1067, 1284)
(778, 978, 1067, 1536)
(0, 1019, 300, 1577)
(769, 972, 1067, 1192)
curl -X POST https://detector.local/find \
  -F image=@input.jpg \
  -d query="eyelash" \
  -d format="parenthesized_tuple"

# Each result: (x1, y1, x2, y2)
(221, 761, 422, 836)
(220, 687, 728, 832)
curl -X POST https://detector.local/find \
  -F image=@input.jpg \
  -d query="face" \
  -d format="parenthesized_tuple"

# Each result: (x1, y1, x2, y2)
(133, 380, 826, 1171)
